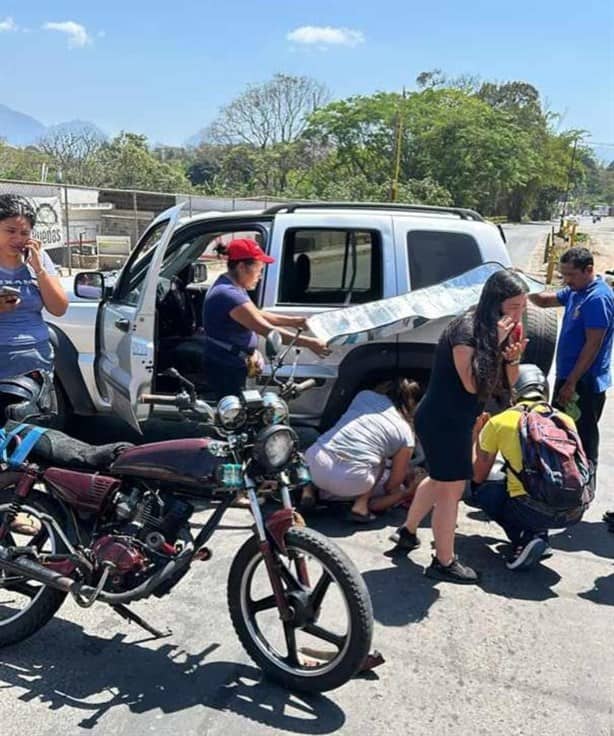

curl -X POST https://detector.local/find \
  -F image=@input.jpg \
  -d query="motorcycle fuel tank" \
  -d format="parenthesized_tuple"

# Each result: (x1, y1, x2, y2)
(110, 438, 221, 491)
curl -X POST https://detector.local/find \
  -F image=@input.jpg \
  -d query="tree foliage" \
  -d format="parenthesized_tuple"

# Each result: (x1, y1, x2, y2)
(38, 126, 105, 185)
(0, 72, 610, 217)
(202, 74, 330, 149)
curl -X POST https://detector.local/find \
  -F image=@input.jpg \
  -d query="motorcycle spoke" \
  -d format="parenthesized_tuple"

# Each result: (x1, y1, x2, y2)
(283, 622, 300, 665)
(249, 594, 277, 614)
(3, 580, 41, 598)
(302, 623, 345, 650)
(277, 560, 304, 594)
(309, 570, 332, 612)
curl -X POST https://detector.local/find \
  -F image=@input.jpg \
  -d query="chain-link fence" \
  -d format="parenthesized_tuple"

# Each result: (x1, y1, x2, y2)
(0, 178, 285, 273)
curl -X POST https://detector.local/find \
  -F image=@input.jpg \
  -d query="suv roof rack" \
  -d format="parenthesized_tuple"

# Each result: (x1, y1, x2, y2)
(263, 201, 485, 222)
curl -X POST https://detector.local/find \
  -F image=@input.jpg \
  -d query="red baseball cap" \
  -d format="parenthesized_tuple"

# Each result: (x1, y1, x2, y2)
(226, 238, 274, 264)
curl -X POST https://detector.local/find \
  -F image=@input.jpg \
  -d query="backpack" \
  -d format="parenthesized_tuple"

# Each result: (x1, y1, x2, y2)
(507, 402, 593, 518)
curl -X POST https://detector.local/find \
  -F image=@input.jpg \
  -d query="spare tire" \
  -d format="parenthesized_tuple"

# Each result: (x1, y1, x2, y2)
(522, 302, 558, 375)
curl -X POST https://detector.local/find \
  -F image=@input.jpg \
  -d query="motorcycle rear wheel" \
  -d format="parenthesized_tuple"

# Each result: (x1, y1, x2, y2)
(0, 486, 68, 647)
(228, 526, 373, 692)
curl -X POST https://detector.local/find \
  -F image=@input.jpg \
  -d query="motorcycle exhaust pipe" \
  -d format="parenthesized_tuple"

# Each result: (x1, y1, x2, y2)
(0, 546, 79, 595)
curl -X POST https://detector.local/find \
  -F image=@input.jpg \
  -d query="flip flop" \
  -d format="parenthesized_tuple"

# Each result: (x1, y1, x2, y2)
(348, 510, 377, 524)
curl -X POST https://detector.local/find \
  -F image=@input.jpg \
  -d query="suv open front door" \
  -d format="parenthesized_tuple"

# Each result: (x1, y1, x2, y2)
(95, 204, 184, 431)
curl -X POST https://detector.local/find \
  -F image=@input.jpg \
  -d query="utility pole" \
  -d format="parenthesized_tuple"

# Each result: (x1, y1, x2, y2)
(560, 137, 578, 228)
(390, 88, 406, 202)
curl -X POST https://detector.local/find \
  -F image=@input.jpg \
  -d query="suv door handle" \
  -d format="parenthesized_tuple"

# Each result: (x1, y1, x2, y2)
(115, 318, 130, 332)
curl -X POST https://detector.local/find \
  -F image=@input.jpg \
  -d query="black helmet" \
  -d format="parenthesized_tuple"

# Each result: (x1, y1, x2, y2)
(0, 372, 55, 422)
(514, 363, 547, 400)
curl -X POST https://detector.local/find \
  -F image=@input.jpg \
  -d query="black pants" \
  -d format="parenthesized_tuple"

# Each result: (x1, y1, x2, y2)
(469, 480, 577, 546)
(204, 357, 247, 400)
(553, 376, 606, 468)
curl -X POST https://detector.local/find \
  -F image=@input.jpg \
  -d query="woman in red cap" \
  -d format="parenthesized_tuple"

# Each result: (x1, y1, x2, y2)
(203, 237, 330, 399)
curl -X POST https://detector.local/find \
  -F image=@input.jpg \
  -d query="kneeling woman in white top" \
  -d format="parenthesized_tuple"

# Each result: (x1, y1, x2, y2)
(304, 378, 422, 522)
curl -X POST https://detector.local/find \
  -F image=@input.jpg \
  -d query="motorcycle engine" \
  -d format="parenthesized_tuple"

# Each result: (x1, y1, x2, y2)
(91, 490, 194, 594)
(91, 535, 148, 592)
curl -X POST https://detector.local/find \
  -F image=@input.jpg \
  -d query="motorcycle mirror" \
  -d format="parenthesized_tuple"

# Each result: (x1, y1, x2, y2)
(265, 330, 283, 360)
(164, 368, 196, 397)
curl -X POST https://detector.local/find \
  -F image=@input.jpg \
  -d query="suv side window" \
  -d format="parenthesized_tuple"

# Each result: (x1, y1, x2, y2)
(278, 229, 382, 305)
(406, 230, 481, 290)
(116, 220, 170, 306)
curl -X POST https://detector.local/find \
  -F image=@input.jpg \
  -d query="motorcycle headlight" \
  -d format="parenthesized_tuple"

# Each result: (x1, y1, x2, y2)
(253, 425, 297, 472)
(261, 392, 289, 425)
(216, 395, 246, 430)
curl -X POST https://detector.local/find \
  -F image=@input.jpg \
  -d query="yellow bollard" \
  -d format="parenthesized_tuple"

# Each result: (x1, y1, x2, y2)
(543, 232, 551, 264)
(546, 241, 557, 284)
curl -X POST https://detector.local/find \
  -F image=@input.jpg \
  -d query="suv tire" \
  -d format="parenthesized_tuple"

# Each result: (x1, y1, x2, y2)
(522, 303, 558, 376)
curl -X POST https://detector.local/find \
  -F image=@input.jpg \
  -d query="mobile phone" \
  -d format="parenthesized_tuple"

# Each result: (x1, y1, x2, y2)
(0, 286, 21, 299)
(510, 323, 523, 342)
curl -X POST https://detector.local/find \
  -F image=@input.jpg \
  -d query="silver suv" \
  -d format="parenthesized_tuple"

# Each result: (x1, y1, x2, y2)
(46, 202, 557, 432)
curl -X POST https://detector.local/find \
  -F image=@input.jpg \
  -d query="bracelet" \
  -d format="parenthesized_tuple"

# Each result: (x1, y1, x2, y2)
(504, 359, 521, 366)
(34, 268, 46, 277)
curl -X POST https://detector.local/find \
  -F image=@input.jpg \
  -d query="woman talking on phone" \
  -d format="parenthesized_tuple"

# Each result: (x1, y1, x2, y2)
(0, 194, 68, 420)
(389, 269, 529, 583)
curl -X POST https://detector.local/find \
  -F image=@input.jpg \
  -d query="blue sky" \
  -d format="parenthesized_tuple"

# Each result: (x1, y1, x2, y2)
(1, 0, 613, 158)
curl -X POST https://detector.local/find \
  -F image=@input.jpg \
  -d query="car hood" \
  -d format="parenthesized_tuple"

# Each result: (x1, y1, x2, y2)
(307, 262, 546, 347)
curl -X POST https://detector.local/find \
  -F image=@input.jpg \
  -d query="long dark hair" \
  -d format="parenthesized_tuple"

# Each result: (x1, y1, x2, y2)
(471, 269, 528, 400)
(378, 377, 422, 424)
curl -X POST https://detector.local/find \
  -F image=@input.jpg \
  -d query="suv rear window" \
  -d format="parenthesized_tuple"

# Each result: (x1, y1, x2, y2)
(278, 229, 382, 305)
(406, 230, 481, 290)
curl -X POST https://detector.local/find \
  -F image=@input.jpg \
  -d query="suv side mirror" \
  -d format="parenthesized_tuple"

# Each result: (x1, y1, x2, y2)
(74, 271, 104, 300)
(193, 261, 208, 283)
(265, 330, 283, 359)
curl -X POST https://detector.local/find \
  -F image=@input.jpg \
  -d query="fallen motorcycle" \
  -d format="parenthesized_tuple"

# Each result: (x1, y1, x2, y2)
(0, 331, 373, 692)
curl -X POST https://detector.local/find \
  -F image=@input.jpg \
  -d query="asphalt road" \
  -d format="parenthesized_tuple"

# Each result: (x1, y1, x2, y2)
(501, 221, 553, 268)
(0, 223, 612, 736)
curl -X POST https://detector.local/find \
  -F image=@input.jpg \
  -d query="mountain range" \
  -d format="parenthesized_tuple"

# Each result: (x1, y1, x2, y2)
(0, 104, 107, 146)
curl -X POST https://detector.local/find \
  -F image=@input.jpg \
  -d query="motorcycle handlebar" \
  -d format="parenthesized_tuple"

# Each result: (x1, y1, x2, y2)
(294, 379, 316, 394)
(140, 393, 179, 405)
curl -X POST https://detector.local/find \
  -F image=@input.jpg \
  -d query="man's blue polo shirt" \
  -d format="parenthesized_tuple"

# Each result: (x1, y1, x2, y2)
(556, 276, 614, 392)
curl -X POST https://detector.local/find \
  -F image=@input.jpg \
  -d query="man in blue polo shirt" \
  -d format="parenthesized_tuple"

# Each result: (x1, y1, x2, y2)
(529, 247, 614, 495)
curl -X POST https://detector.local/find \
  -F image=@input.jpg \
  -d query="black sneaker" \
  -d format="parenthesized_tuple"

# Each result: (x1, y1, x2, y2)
(388, 526, 420, 551)
(425, 556, 480, 584)
(506, 537, 548, 570)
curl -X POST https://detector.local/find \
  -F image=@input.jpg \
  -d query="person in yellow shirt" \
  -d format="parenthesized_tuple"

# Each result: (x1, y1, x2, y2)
(470, 364, 581, 570)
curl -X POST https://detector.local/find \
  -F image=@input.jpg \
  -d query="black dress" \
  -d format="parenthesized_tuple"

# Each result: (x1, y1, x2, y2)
(414, 314, 483, 482)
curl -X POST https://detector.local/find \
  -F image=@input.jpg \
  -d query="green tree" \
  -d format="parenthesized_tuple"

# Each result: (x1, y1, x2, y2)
(98, 133, 190, 191)
(0, 141, 51, 181)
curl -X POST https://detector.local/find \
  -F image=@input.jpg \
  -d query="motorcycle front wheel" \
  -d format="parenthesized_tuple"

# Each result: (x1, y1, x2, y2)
(228, 526, 373, 692)
(0, 486, 68, 647)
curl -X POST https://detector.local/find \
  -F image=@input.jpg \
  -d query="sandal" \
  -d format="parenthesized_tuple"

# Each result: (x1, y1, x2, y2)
(347, 510, 377, 524)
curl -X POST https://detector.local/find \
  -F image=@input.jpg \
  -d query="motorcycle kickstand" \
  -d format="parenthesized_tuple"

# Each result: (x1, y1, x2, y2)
(111, 603, 173, 639)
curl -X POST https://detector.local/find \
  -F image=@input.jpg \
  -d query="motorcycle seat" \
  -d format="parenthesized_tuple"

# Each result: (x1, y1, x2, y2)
(3, 420, 133, 471)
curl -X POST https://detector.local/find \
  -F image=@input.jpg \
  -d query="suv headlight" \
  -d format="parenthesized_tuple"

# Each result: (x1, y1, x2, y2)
(253, 425, 297, 472)
(216, 395, 246, 430)
(262, 392, 289, 425)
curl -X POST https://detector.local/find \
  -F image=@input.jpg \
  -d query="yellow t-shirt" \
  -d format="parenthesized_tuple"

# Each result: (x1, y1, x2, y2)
(478, 401, 577, 498)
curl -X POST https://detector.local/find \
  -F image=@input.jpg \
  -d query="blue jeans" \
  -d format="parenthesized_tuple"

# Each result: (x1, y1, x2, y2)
(469, 480, 569, 546)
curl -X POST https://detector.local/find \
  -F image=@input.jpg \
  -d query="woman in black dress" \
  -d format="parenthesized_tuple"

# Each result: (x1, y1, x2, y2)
(390, 270, 529, 582)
